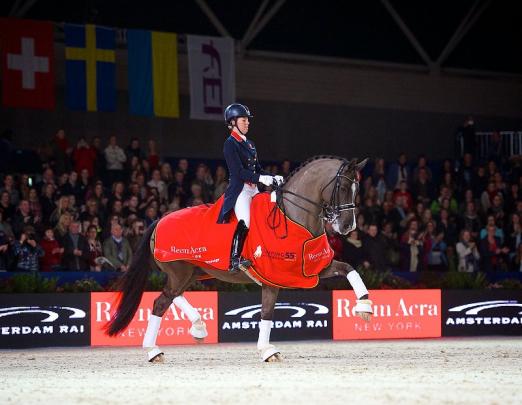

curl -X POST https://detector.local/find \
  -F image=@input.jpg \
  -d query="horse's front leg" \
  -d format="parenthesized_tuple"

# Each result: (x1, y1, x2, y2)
(321, 260, 373, 322)
(258, 285, 283, 362)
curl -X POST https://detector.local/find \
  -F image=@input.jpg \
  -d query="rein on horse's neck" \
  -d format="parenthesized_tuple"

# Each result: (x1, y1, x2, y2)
(280, 158, 348, 237)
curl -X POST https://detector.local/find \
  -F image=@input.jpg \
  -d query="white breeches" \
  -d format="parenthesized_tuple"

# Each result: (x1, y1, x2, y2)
(234, 183, 258, 227)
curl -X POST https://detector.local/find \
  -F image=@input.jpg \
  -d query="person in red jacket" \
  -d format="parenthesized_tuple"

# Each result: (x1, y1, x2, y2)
(73, 137, 97, 177)
(40, 227, 64, 272)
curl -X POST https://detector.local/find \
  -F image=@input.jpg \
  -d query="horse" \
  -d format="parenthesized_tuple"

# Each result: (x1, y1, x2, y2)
(106, 156, 374, 362)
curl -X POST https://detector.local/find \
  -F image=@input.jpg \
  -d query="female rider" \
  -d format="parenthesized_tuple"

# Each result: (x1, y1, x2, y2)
(217, 103, 283, 273)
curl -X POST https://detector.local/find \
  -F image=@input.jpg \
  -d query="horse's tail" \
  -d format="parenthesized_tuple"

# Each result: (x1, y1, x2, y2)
(105, 220, 159, 336)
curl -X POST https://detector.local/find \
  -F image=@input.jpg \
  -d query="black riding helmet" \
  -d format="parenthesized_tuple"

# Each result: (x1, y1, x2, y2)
(224, 103, 253, 132)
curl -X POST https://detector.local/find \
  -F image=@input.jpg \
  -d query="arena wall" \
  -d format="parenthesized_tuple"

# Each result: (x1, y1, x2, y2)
(2, 44, 522, 160)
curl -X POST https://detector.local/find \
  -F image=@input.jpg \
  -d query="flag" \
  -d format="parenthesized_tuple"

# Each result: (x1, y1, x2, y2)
(0, 18, 55, 109)
(64, 24, 116, 111)
(127, 29, 179, 118)
(187, 35, 235, 120)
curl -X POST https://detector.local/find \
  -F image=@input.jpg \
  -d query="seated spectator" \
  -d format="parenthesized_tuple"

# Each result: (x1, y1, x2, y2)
(456, 153, 475, 193)
(342, 230, 369, 269)
(49, 195, 74, 226)
(144, 206, 159, 227)
(441, 172, 457, 195)
(40, 183, 57, 225)
(504, 183, 520, 213)
(381, 221, 400, 267)
(389, 195, 415, 233)
(506, 213, 522, 263)
(168, 170, 188, 206)
(459, 201, 481, 239)
(400, 219, 424, 272)
(60, 171, 82, 201)
(0, 227, 11, 271)
(0, 191, 15, 222)
(122, 195, 140, 218)
(480, 182, 498, 213)
(0, 174, 20, 206)
(372, 158, 388, 202)
(160, 162, 174, 184)
(456, 230, 480, 272)
(430, 185, 458, 216)
(103, 223, 132, 272)
(53, 212, 72, 244)
(393, 181, 413, 211)
(192, 163, 214, 203)
(361, 197, 382, 226)
(86, 225, 103, 271)
(411, 167, 434, 205)
(363, 224, 388, 271)
(39, 227, 63, 272)
(480, 224, 509, 272)
(213, 165, 228, 201)
(487, 193, 505, 229)
(325, 223, 343, 260)
(125, 137, 144, 163)
(186, 183, 205, 207)
(0, 209, 15, 241)
(438, 208, 458, 247)
(412, 155, 432, 183)
(512, 244, 522, 272)
(387, 153, 410, 190)
(147, 169, 168, 202)
(13, 226, 44, 272)
(61, 221, 90, 271)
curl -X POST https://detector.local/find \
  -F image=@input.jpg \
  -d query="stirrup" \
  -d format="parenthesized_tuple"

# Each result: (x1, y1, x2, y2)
(229, 257, 252, 273)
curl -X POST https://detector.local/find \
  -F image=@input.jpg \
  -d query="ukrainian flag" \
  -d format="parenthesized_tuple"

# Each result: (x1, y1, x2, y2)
(64, 24, 116, 111)
(127, 30, 179, 118)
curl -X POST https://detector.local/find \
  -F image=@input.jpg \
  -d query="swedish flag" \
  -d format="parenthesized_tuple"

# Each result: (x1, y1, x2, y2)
(64, 24, 116, 111)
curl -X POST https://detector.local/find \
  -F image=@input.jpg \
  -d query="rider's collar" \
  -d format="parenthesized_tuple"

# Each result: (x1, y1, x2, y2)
(231, 131, 246, 142)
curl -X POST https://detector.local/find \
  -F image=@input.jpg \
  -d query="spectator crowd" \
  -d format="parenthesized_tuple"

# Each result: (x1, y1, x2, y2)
(0, 126, 521, 274)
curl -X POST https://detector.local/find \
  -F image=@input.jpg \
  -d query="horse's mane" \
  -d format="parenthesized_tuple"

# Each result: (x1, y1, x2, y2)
(285, 155, 355, 181)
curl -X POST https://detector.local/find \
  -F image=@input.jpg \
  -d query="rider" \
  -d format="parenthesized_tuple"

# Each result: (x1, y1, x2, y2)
(217, 103, 283, 273)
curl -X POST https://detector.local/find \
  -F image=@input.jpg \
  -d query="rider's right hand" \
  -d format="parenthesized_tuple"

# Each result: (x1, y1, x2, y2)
(259, 175, 274, 187)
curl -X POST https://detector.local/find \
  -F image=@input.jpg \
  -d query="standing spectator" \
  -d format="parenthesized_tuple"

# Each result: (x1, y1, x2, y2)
(363, 224, 388, 271)
(400, 219, 424, 272)
(104, 135, 127, 184)
(387, 153, 410, 190)
(78, 169, 91, 200)
(147, 139, 160, 171)
(125, 137, 144, 164)
(103, 223, 133, 272)
(61, 221, 90, 271)
(73, 137, 97, 177)
(480, 224, 509, 272)
(13, 227, 44, 272)
(91, 136, 106, 181)
(11, 200, 40, 238)
(86, 225, 103, 271)
(60, 171, 82, 201)
(39, 227, 63, 272)
(342, 230, 370, 269)
(456, 116, 476, 156)
(50, 129, 72, 174)
(457, 153, 476, 194)
(456, 230, 480, 272)
(0, 174, 20, 206)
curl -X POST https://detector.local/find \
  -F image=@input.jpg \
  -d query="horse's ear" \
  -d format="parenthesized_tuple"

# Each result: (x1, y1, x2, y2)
(355, 158, 369, 172)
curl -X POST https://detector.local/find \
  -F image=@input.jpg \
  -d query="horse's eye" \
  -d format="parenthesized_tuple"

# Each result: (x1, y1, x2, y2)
(340, 186, 348, 193)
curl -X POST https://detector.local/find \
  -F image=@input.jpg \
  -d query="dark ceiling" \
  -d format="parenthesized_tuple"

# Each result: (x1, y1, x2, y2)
(2, 0, 521, 73)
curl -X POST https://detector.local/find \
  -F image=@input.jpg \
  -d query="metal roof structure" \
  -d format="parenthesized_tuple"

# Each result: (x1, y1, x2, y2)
(3, 0, 521, 79)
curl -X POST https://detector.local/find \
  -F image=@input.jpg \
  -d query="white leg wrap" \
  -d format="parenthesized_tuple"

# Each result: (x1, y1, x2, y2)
(173, 295, 201, 323)
(143, 314, 162, 348)
(257, 319, 272, 350)
(347, 270, 369, 299)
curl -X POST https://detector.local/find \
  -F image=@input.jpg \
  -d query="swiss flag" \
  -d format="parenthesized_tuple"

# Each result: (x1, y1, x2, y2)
(0, 18, 55, 109)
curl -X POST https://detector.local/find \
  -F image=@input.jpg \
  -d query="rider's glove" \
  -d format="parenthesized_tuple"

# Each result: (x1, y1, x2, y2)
(274, 175, 284, 186)
(258, 175, 274, 187)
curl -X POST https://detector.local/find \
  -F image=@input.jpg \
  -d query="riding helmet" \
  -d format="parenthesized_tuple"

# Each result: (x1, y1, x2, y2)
(224, 103, 253, 124)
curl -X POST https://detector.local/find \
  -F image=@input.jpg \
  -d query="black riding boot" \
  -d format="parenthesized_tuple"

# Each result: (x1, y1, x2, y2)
(229, 220, 252, 273)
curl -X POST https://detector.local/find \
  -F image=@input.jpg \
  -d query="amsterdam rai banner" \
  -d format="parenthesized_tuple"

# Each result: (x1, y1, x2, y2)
(187, 35, 235, 120)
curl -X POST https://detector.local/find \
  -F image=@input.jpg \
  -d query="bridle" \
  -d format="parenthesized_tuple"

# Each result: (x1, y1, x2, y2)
(268, 160, 359, 237)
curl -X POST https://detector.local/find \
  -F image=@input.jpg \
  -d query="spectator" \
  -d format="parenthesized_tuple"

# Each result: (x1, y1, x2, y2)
(457, 153, 476, 194)
(103, 223, 132, 272)
(27, 188, 42, 222)
(430, 185, 458, 216)
(160, 162, 174, 184)
(422, 220, 447, 270)
(457, 116, 476, 156)
(104, 135, 127, 184)
(363, 224, 388, 271)
(125, 137, 144, 164)
(400, 219, 423, 272)
(127, 219, 145, 253)
(61, 221, 90, 271)
(459, 201, 481, 239)
(193, 163, 214, 203)
(11, 200, 40, 238)
(147, 169, 168, 202)
(86, 225, 103, 271)
(381, 221, 400, 267)
(39, 227, 63, 272)
(412, 155, 432, 183)
(122, 195, 140, 218)
(479, 215, 504, 243)
(438, 208, 458, 247)
(186, 183, 205, 207)
(480, 224, 509, 272)
(456, 230, 480, 272)
(147, 139, 160, 171)
(72, 136, 97, 177)
(480, 182, 498, 213)
(53, 212, 72, 244)
(0, 190, 15, 222)
(0, 226, 11, 272)
(108, 181, 126, 212)
(13, 226, 44, 272)
(213, 165, 228, 201)
(91, 136, 106, 180)
(411, 167, 434, 205)
(36, 167, 56, 195)
(40, 183, 57, 225)
(342, 230, 370, 269)
(387, 153, 410, 190)
(372, 158, 388, 203)
(49, 195, 74, 225)
(393, 181, 413, 211)
(49, 129, 72, 174)
(487, 193, 506, 229)
(168, 170, 188, 206)
(512, 244, 522, 272)
(0, 174, 20, 206)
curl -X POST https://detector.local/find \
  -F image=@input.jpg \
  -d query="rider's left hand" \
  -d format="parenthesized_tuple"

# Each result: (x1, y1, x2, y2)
(274, 175, 284, 186)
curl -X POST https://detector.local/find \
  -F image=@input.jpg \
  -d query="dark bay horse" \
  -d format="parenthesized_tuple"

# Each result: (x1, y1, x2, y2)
(107, 156, 374, 362)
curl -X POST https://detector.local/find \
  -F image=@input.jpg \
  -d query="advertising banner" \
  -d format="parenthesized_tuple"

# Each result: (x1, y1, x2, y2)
(187, 35, 235, 120)
(0, 293, 90, 348)
(218, 291, 332, 343)
(333, 290, 441, 340)
(90, 291, 218, 346)
(442, 290, 522, 336)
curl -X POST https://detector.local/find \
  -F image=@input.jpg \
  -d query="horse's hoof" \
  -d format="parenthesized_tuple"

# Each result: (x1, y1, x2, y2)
(356, 312, 372, 322)
(150, 353, 165, 363)
(266, 352, 283, 362)
(194, 337, 205, 344)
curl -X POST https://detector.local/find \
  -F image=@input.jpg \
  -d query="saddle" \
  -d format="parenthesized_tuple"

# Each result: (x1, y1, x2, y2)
(153, 193, 334, 288)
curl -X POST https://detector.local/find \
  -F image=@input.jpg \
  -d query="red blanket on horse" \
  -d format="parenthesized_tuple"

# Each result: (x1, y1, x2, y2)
(153, 193, 334, 288)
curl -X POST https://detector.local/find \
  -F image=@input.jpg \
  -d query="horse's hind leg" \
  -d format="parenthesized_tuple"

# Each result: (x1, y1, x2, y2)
(143, 261, 199, 362)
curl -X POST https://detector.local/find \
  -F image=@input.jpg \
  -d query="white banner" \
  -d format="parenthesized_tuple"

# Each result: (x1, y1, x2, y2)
(187, 35, 235, 120)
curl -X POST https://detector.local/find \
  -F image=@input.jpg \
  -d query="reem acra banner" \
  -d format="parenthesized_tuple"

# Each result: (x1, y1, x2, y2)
(187, 35, 235, 120)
